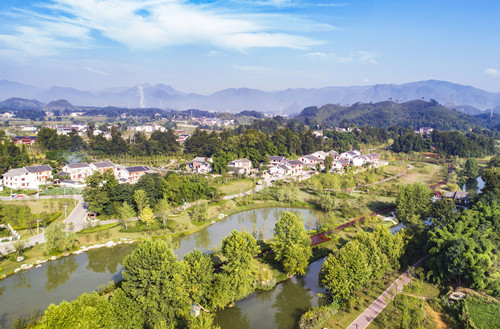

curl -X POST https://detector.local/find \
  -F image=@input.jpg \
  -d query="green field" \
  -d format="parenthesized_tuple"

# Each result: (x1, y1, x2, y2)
(217, 179, 254, 196)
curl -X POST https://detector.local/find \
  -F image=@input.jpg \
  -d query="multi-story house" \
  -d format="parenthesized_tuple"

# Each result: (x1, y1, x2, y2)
(186, 157, 212, 173)
(62, 163, 93, 182)
(228, 159, 252, 174)
(120, 166, 150, 184)
(2, 165, 52, 189)
(90, 161, 115, 174)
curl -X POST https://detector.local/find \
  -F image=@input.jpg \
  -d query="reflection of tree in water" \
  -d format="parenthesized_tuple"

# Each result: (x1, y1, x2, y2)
(262, 207, 271, 221)
(86, 245, 133, 274)
(45, 255, 78, 291)
(464, 178, 478, 195)
(249, 211, 257, 226)
(215, 306, 251, 329)
(0, 285, 5, 295)
(13, 271, 31, 290)
(272, 279, 313, 329)
(194, 227, 211, 250)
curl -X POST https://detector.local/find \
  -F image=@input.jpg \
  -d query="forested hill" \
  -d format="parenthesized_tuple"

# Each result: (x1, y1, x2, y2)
(294, 100, 499, 131)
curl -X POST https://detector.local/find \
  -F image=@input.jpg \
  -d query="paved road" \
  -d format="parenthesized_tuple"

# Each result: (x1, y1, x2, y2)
(346, 256, 428, 329)
(0, 195, 88, 255)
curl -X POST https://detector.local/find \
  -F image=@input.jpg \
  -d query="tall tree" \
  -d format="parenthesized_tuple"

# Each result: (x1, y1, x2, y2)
(273, 212, 312, 277)
(221, 230, 260, 303)
(117, 202, 135, 229)
(182, 250, 214, 307)
(122, 239, 189, 328)
(396, 182, 432, 225)
(133, 189, 148, 212)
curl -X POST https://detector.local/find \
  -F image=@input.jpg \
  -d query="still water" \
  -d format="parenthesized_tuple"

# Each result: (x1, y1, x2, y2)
(0, 207, 320, 328)
(215, 258, 327, 329)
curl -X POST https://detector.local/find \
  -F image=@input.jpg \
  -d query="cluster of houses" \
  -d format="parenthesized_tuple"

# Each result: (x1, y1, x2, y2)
(128, 124, 166, 133)
(1, 161, 151, 190)
(183, 150, 383, 178)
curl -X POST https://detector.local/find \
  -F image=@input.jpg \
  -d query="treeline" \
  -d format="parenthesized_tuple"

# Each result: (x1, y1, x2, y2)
(319, 226, 405, 304)
(37, 127, 180, 157)
(0, 130, 30, 175)
(392, 128, 496, 157)
(83, 170, 217, 216)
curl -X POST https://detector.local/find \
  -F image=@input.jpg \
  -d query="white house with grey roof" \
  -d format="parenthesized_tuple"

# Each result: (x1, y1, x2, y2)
(2, 165, 52, 189)
(62, 163, 92, 182)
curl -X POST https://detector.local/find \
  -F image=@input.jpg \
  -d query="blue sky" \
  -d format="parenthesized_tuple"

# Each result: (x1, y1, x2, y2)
(1, 0, 500, 93)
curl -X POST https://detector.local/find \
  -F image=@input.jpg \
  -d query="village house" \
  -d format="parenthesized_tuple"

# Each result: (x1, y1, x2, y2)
(327, 150, 340, 159)
(186, 157, 212, 173)
(21, 125, 38, 133)
(62, 163, 93, 182)
(298, 155, 322, 167)
(311, 151, 328, 160)
(444, 191, 470, 205)
(25, 165, 53, 186)
(340, 150, 361, 160)
(351, 156, 367, 167)
(120, 166, 150, 184)
(2, 165, 52, 189)
(268, 156, 286, 166)
(11, 136, 37, 145)
(90, 161, 115, 174)
(228, 158, 252, 174)
(269, 164, 289, 176)
(2, 168, 34, 189)
(284, 160, 303, 175)
(331, 159, 350, 171)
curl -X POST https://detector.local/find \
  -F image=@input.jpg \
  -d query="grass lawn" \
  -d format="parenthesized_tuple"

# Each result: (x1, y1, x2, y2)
(217, 179, 254, 196)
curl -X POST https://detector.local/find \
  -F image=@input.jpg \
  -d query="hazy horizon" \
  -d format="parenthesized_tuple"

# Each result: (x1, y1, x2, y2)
(1, 1, 500, 94)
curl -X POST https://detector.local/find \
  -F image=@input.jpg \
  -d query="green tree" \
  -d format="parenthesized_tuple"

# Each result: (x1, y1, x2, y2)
(396, 183, 432, 226)
(221, 230, 260, 303)
(154, 198, 171, 229)
(44, 223, 77, 256)
(41, 292, 113, 329)
(83, 170, 118, 215)
(122, 239, 189, 328)
(133, 189, 148, 212)
(140, 205, 155, 226)
(482, 167, 500, 201)
(273, 212, 312, 277)
(109, 288, 144, 329)
(318, 191, 336, 212)
(188, 312, 221, 329)
(430, 198, 457, 226)
(324, 154, 334, 172)
(191, 200, 209, 223)
(182, 250, 214, 307)
(117, 202, 136, 230)
(463, 158, 479, 179)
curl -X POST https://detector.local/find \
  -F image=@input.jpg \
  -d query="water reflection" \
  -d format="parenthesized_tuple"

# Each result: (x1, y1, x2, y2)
(215, 258, 326, 329)
(194, 226, 211, 250)
(45, 255, 78, 291)
(86, 244, 131, 274)
(13, 271, 31, 290)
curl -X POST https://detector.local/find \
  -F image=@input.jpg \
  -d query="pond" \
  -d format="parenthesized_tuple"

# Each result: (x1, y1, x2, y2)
(0, 207, 320, 328)
(215, 257, 327, 329)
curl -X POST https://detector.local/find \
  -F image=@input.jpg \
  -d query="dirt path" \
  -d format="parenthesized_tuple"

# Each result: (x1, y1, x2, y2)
(425, 304, 447, 329)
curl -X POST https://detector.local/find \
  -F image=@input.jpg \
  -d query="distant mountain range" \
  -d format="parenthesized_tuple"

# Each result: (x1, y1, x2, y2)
(0, 79, 500, 114)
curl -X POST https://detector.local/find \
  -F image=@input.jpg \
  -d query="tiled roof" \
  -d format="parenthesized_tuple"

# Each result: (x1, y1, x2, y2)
(125, 166, 149, 173)
(25, 165, 52, 173)
(66, 163, 90, 169)
(91, 161, 114, 168)
(2, 168, 28, 177)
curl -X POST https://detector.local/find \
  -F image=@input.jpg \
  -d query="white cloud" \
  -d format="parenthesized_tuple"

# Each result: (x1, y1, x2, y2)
(86, 67, 109, 76)
(308, 51, 378, 64)
(0, 0, 326, 57)
(485, 68, 500, 78)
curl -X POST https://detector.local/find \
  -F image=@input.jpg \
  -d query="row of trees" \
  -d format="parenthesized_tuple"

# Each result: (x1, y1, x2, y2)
(83, 170, 217, 216)
(319, 226, 405, 304)
(37, 127, 180, 157)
